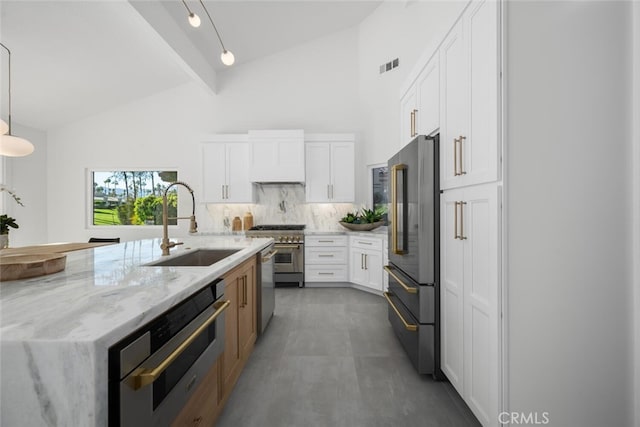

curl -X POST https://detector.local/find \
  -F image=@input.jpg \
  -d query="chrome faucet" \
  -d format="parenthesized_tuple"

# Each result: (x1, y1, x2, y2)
(161, 181, 198, 256)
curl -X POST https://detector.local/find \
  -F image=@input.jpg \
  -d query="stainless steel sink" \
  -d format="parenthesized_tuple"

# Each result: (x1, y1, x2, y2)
(146, 249, 240, 267)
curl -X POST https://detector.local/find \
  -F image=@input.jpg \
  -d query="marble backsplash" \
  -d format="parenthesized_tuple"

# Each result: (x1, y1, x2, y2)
(201, 184, 358, 232)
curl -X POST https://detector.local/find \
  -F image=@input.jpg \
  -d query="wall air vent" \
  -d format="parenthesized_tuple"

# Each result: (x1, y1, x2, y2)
(379, 58, 399, 74)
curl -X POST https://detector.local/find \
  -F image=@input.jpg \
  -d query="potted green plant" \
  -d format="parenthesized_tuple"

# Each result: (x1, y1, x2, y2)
(339, 206, 387, 231)
(1, 184, 24, 249)
(0, 214, 18, 248)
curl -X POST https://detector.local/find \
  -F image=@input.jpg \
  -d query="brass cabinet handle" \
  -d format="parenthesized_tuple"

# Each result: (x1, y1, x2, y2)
(383, 292, 417, 331)
(453, 136, 467, 176)
(361, 253, 364, 269)
(357, 241, 373, 246)
(391, 163, 407, 254)
(410, 110, 414, 138)
(262, 249, 278, 262)
(383, 265, 417, 294)
(318, 254, 334, 258)
(453, 137, 459, 176)
(318, 240, 334, 243)
(454, 201, 460, 240)
(318, 272, 334, 276)
(221, 185, 225, 199)
(460, 201, 467, 240)
(364, 254, 368, 270)
(130, 299, 231, 390)
(274, 244, 300, 250)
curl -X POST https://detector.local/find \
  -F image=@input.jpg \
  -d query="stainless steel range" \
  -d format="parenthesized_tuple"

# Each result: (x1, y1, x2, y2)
(246, 225, 305, 287)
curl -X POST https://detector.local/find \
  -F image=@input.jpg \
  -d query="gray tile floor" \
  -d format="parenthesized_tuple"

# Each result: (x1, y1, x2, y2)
(216, 287, 480, 427)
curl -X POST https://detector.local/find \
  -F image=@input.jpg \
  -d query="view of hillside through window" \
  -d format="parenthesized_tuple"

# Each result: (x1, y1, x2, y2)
(92, 171, 178, 226)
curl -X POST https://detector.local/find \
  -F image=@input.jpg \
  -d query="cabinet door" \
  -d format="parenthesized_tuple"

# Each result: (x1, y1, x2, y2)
(305, 143, 331, 202)
(202, 143, 227, 203)
(349, 248, 367, 286)
(249, 130, 305, 182)
(440, 189, 465, 394)
(222, 271, 240, 393)
(330, 143, 355, 202)
(464, 0, 499, 186)
(363, 250, 383, 292)
(440, 19, 469, 190)
(400, 88, 417, 149)
(238, 260, 257, 359)
(226, 142, 254, 203)
(416, 56, 439, 137)
(461, 183, 500, 426)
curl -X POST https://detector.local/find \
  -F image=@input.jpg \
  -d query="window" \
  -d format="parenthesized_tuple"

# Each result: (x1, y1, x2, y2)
(369, 164, 389, 224)
(91, 170, 178, 226)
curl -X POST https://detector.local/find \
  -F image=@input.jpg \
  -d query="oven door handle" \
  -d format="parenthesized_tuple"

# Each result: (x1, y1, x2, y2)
(383, 292, 417, 332)
(274, 244, 300, 250)
(129, 299, 231, 391)
(262, 249, 278, 262)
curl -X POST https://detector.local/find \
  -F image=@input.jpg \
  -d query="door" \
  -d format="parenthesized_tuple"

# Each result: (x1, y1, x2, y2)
(238, 261, 256, 357)
(440, 19, 468, 190)
(349, 248, 367, 286)
(222, 270, 240, 392)
(363, 250, 383, 292)
(202, 143, 227, 202)
(305, 143, 331, 202)
(226, 142, 252, 202)
(417, 56, 440, 137)
(330, 142, 355, 202)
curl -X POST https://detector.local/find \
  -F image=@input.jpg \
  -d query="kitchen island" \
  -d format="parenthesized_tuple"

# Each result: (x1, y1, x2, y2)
(0, 235, 272, 427)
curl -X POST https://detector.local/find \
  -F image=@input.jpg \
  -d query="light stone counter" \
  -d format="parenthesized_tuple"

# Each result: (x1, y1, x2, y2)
(0, 235, 272, 427)
(305, 226, 388, 239)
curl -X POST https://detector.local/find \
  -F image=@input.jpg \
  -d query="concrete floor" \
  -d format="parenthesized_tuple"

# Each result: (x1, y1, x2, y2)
(216, 287, 480, 427)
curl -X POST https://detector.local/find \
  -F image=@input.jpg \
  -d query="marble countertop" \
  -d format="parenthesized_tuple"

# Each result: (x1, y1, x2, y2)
(0, 235, 272, 426)
(305, 226, 388, 238)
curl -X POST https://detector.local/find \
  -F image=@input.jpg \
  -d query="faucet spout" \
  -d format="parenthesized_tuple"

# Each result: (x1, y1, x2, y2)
(161, 181, 198, 256)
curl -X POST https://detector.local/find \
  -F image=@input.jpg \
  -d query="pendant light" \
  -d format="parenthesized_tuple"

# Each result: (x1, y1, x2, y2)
(197, 0, 235, 66)
(181, 0, 201, 28)
(0, 43, 35, 157)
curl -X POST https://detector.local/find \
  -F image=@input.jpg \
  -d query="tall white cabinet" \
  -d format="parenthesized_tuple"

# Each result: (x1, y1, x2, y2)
(438, 1, 501, 426)
(400, 0, 502, 425)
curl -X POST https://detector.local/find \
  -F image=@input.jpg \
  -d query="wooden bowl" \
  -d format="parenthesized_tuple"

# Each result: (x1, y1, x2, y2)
(0, 253, 67, 282)
(338, 221, 384, 231)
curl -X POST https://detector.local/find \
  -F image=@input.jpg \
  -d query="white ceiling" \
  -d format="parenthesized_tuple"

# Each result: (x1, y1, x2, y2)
(0, 0, 382, 132)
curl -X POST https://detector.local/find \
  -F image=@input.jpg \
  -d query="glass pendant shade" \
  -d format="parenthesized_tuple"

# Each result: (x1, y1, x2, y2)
(0, 119, 8, 135)
(188, 13, 201, 28)
(221, 50, 235, 66)
(0, 134, 35, 157)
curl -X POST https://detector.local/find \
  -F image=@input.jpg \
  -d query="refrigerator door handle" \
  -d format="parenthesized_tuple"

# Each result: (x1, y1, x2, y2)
(384, 265, 418, 294)
(391, 163, 407, 254)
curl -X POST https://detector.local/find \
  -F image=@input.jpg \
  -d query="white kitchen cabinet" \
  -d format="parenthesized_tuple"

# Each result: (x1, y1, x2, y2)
(349, 235, 383, 293)
(399, 55, 440, 149)
(202, 136, 255, 203)
(440, 0, 499, 190)
(248, 129, 305, 183)
(441, 183, 500, 426)
(305, 134, 355, 203)
(305, 235, 348, 282)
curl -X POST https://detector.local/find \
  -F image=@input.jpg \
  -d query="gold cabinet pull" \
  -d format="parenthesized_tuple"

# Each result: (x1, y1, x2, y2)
(318, 272, 334, 276)
(454, 201, 460, 240)
(383, 292, 417, 332)
(453, 137, 459, 176)
(384, 265, 417, 294)
(460, 201, 467, 240)
(130, 299, 231, 390)
(457, 136, 466, 175)
(410, 110, 415, 137)
(318, 254, 334, 258)
(221, 185, 225, 199)
(364, 254, 368, 270)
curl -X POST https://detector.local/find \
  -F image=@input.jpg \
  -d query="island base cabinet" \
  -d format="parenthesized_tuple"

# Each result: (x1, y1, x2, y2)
(171, 359, 221, 427)
(221, 257, 257, 403)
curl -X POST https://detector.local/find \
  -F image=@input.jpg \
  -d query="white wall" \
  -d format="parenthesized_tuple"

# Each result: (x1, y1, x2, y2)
(355, 1, 465, 204)
(45, 27, 360, 243)
(505, 2, 634, 426)
(2, 124, 47, 246)
(633, 2, 640, 425)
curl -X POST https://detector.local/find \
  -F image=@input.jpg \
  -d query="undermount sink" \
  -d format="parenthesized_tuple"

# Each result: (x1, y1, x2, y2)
(146, 249, 240, 267)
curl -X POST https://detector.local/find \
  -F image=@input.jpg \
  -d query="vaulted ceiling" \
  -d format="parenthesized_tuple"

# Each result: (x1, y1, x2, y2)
(0, 0, 381, 131)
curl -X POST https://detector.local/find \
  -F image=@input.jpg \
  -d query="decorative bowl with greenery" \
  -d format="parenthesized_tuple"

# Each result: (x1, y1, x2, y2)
(339, 206, 387, 231)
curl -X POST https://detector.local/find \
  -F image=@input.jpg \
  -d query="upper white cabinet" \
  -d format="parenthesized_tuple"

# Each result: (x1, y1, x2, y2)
(202, 135, 255, 203)
(399, 55, 440, 149)
(305, 134, 355, 203)
(440, 0, 499, 189)
(249, 129, 305, 183)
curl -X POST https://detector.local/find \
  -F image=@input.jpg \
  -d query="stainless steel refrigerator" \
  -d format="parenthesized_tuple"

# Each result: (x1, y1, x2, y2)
(385, 134, 442, 378)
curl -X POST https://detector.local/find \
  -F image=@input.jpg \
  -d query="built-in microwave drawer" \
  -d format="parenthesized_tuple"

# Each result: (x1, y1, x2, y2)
(384, 291, 435, 375)
(385, 264, 435, 324)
